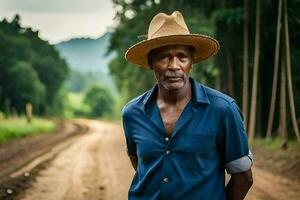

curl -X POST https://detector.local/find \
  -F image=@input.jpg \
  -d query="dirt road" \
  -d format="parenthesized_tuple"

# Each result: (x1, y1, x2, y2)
(15, 120, 134, 200)
(6, 119, 300, 200)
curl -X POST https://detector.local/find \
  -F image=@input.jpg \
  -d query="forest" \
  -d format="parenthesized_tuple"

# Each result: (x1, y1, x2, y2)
(0, 15, 69, 116)
(108, 0, 300, 144)
(0, 0, 299, 144)
(0, 16, 115, 119)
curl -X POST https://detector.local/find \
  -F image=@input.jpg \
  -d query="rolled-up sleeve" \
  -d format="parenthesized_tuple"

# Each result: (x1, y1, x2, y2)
(225, 151, 253, 174)
(219, 101, 253, 174)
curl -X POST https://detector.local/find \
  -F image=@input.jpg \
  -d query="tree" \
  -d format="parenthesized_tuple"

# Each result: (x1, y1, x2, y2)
(242, 0, 249, 129)
(0, 15, 69, 116)
(7, 61, 46, 113)
(283, 0, 300, 141)
(266, 0, 283, 138)
(84, 85, 114, 118)
(279, 55, 287, 147)
(248, 0, 261, 141)
(32, 56, 68, 106)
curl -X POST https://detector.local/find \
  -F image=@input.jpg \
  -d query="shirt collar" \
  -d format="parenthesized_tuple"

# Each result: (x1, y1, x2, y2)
(143, 77, 210, 110)
(190, 77, 210, 106)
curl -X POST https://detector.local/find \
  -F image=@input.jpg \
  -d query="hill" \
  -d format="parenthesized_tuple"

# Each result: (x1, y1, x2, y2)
(55, 33, 116, 93)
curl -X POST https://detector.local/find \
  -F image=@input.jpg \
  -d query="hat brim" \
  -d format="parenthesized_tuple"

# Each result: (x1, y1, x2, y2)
(125, 34, 220, 68)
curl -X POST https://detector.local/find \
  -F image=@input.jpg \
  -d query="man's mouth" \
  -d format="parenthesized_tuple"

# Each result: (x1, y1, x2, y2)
(165, 76, 183, 81)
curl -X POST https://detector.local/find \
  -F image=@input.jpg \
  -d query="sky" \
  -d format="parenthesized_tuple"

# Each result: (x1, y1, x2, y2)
(0, 0, 115, 44)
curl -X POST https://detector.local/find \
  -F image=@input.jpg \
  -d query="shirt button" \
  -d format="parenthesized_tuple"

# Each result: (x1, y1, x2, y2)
(166, 150, 171, 155)
(165, 137, 169, 142)
(163, 177, 169, 183)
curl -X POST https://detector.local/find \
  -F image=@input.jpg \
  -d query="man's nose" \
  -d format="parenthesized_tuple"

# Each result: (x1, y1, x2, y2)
(168, 57, 180, 70)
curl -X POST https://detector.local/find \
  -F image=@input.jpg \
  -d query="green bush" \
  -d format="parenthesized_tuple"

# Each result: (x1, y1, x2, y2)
(0, 111, 5, 119)
(84, 85, 115, 118)
(0, 117, 56, 143)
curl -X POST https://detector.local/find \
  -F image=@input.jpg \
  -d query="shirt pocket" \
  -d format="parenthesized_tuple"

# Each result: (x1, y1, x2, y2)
(176, 133, 217, 157)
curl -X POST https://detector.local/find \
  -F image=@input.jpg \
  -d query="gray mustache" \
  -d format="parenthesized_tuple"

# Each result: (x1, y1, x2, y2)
(164, 71, 184, 78)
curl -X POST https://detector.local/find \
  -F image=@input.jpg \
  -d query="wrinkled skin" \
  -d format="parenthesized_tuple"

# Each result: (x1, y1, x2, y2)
(148, 45, 194, 92)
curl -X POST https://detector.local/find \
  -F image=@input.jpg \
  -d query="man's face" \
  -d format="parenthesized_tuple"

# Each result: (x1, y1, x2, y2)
(149, 45, 193, 91)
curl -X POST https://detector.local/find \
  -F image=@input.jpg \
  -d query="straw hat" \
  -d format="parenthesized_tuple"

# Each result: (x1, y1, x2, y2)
(125, 11, 220, 68)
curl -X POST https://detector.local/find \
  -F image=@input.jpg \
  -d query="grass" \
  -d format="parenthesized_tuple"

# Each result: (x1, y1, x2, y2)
(250, 137, 300, 182)
(250, 137, 299, 150)
(0, 117, 56, 143)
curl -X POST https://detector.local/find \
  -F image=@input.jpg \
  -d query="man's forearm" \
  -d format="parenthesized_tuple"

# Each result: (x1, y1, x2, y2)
(226, 169, 253, 200)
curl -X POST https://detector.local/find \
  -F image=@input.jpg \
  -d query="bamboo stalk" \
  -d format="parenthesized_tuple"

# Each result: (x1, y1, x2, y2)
(248, 0, 261, 141)
(283, 0, 300, 142)
(266, 0, 283, 138)
(242, 0, 249, 129)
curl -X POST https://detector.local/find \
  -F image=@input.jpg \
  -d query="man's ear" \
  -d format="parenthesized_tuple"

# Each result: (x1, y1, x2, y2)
(147, 53, 153, 70)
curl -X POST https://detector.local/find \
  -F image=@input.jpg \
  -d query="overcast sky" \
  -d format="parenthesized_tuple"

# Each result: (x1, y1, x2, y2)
(0, 0, 115, 44)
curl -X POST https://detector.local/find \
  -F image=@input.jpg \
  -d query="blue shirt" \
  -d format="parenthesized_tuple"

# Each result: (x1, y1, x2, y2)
(122, 78, 252, 200)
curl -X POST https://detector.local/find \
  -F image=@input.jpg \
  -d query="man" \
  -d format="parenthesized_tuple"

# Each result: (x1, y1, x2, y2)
(122, 11, 253, 200)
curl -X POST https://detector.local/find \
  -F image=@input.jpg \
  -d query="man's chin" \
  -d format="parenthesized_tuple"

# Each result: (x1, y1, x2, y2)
(163, 82, 185, 91)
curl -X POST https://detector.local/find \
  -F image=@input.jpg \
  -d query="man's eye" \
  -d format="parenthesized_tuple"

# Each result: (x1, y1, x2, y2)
(177, 54, 189, 61)
(158, 55, 168, 59)
(158, 56, 169, 62)
(179, 56, 188, 62)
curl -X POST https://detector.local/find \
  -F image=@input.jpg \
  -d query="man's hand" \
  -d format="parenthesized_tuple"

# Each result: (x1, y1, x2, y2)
(226, 169, 253, 200)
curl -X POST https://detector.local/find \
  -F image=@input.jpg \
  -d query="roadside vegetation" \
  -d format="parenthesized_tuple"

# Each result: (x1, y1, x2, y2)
(0, 116, 56, 143)
(0, 16, 116, 122)
(58, 85, 115, 120)
(251, 138, 300, 182)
